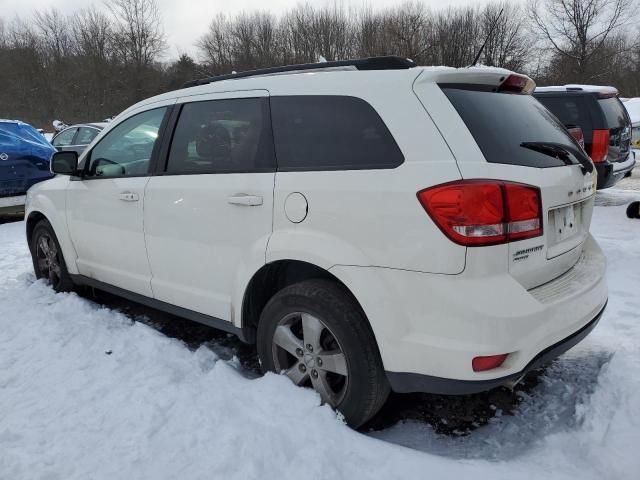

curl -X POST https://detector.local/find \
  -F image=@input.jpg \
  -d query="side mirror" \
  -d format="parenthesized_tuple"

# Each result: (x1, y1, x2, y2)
(51, 151, 78, 175)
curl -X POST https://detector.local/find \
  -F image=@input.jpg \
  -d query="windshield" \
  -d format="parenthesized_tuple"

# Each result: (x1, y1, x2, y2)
(443, 87, 588, 168)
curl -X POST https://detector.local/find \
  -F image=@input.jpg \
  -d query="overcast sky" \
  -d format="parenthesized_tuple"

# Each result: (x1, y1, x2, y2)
(1, 0, 497, 59)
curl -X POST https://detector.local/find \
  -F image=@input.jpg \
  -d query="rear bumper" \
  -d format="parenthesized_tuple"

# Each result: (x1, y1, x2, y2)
(596, 153, 636, 189)
(387, 301, 606, 394)
(331, 234, 608, 392)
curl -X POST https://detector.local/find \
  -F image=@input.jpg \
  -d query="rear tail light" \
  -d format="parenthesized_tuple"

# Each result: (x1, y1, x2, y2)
(591, 129, 610, 163)
(472, 354, 508, 372)
(417, 180, 543, 247)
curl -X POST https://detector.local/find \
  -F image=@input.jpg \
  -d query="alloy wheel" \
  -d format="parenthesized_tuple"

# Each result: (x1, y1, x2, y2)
(35, 233, 62, 289)
(271, 312, 349, 406)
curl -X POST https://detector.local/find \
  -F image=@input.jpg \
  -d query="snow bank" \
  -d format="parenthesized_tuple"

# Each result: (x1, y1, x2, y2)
(1, 197, 639, 479)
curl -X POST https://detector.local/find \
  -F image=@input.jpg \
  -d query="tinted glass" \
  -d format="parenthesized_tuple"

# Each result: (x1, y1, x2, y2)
(598, 97, 628, 129)
(52, 128, 78, 147)
(271, 95, 403, 171)
(75, 127, 100, 145)
(166, 98, 274, 174)
(444, 88, 585, 168)
(535, 96, 594, 130)
(87, 108, 166, 178)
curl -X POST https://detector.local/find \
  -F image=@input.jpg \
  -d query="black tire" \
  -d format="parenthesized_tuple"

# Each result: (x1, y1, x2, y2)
(257, 278, 389, 428)
(627, 201, 640, 219)
(30, 219, 74, 292)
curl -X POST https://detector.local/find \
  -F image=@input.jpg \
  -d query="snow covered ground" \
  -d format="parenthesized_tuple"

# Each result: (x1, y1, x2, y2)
(1, 189, 639, 479)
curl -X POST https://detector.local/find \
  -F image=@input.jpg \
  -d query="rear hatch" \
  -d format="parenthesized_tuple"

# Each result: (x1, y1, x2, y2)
(598, 96, 632, 163)
(413, 69, 596, 289)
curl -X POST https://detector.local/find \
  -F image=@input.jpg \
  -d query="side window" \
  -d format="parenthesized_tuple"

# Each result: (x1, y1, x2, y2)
(166, 97, 275, 174)
(86, 108, 166, 178)
(270, 95, 404, 171)
(75, 127, 100, 145)
(52, 128, 78, 147)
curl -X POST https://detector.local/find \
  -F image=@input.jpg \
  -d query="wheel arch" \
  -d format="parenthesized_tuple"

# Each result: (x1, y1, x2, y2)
(239, 259, 372, 345)
(25, 207, 79, 275)
(26, 211, 48, 248)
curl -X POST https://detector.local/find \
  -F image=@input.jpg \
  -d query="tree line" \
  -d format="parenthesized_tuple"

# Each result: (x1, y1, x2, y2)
(0, 0, 638, 129)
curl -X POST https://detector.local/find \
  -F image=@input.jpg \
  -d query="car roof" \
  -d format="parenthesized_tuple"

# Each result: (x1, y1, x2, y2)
(116, 63, 531, 121)
(66, 122, 108, 130)
(534, 84, 619, 96)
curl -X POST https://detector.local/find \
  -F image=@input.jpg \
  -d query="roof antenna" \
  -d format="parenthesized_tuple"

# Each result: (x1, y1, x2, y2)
(471, 8, 504, 66)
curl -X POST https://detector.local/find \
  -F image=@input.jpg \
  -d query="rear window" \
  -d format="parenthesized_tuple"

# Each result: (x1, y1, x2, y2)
(443, 88, 585, 168)
(598, 97, 628, 129)
(270, 95, 404, 171)
(166, 97, 275, 174)
(534, 95, 593, 131)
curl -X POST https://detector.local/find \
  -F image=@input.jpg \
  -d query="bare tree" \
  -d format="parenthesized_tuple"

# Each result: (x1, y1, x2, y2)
(530, 0, 636, 79)
(480, 2, 531, 70)
(108, 0, 166, 69)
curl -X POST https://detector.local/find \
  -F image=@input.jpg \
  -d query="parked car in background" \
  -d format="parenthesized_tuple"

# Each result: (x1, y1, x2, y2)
(26, 58, 607, 427)
(0, 119, 55, 215)
(51, 123, 106, 155)
(534, 85, 635, 189)
(622, 98, 640, 152)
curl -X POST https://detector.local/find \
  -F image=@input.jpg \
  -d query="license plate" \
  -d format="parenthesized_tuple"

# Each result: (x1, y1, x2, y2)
(0, 195, 26, 208)
(553, 204, 579, 242)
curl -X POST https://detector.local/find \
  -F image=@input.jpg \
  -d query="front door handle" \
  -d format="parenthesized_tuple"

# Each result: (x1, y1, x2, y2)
(226, 194, 263, 206)
(119, 192, 139, 202)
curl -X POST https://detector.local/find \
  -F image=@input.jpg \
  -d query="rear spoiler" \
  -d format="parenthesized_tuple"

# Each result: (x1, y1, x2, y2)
(414, 67, 536, 94)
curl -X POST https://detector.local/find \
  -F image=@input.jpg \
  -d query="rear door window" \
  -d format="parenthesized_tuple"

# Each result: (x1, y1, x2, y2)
(52, 128, 78, 147)
(75, 127, 101, 145)
(443, 87, 587, 168)
(166, 97, 275, 174)
(270, 95, 404, 171)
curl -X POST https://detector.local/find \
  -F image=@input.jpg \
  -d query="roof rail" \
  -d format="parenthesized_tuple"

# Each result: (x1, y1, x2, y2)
(182, 56, 417, 88)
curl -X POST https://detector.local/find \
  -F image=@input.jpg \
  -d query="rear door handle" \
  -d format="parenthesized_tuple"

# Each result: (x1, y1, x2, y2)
(226, 194, 263, 206)
(119, 192, 139, 202)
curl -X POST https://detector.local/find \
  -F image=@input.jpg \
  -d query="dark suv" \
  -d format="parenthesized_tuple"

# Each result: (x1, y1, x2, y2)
(534, 85, 635, 189)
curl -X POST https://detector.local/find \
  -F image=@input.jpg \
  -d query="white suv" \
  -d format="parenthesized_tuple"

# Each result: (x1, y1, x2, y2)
(25, 57, 608, 427)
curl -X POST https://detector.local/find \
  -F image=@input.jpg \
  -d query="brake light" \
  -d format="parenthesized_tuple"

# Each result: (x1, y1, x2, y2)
(472, 354, 508, 372)
(591, 129, 610, 163)
(417, 180, 543, 247)
(498, 74, 535, 94)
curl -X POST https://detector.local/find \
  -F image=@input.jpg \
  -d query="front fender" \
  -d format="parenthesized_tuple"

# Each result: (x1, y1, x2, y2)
(26, 177, 78, 275)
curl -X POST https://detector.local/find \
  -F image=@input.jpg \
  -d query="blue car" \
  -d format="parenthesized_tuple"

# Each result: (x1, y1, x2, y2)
(0, 120, 56, 215)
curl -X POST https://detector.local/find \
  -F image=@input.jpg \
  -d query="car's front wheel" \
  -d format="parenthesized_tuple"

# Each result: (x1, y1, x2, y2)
(257, 279, 389, 428)
(30, 220, 74, 292)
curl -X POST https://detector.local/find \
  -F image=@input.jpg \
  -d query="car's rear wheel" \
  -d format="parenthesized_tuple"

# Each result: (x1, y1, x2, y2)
(627, 201, 640, 219)
(30, 220, 74, 292)
(257, 279, 389, 428)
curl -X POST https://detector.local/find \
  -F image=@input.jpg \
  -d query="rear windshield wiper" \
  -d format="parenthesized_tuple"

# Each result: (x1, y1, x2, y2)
(520, 142, 593, 174)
